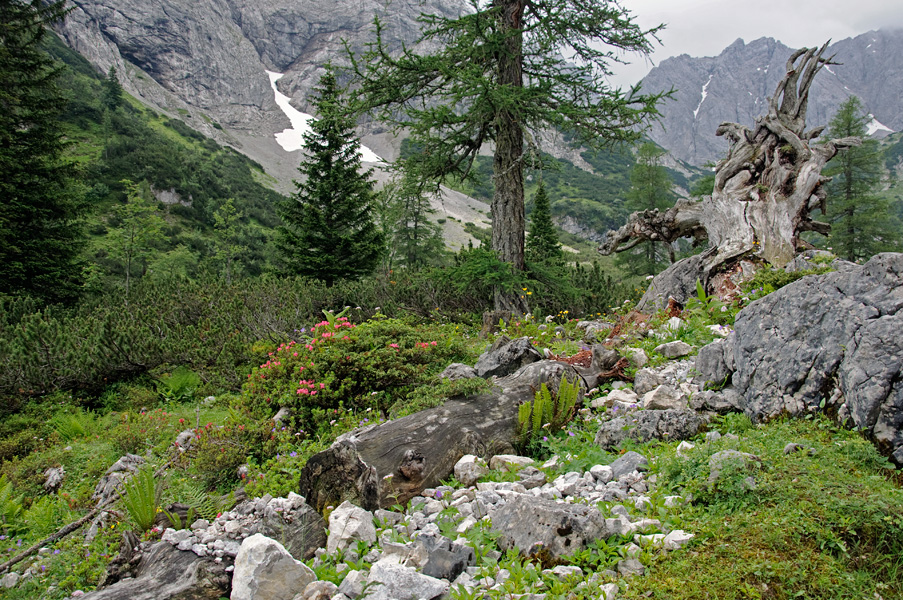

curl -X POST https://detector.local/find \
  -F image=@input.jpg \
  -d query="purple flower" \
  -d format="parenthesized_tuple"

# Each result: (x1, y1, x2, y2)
(53, 549, 60, 555)
(542, 436, 548, 441)
(435, 490, 443, 500)
(290, 451, 297, 458)
(568, 431, 575, 437)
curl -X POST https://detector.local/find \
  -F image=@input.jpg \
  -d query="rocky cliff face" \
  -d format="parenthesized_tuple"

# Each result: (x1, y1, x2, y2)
(641, 29, 903, 166)
(54, 0, 470, 188)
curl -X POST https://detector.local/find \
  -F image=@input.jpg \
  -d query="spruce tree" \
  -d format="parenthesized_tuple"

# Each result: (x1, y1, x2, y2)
(350, 0, 668, 311)
(380, 163, 445, 269)
(0, 0, 85, 304)
(277, 69, 383, 284)
(525, 181, 562, 265)
(102, 65, 123, 111)
(824, 96, 901, 261)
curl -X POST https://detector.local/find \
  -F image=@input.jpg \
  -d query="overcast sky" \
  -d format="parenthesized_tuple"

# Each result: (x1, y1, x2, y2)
(606, 0, 903, 88)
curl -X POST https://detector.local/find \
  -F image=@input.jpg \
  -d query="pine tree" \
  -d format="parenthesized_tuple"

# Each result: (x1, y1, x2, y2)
(619, 142, 674, 274)
(106, 180, 165, 298)
(102, 65, 123, 111)
(350, 0, 668, 311)
(212, 198, 247, 284)
(0, 0, 86, 304)
(277, 69, 383, 284)
(525, 181, 562, 265)
(824, 96, 901, 261)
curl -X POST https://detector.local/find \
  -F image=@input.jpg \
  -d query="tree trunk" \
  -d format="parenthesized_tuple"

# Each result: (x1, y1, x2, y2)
(298, 361, 583, 512)
(599, 43, 861, 308)
(491, 0, 529, 314)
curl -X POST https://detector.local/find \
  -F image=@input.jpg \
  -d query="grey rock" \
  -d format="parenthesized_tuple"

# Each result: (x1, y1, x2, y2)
(694, 338, 735, 390)
(78, 542, 230, 600)
(608, 451, 649, 479)
(616, 557, 645, 577)
(689, 389, 743, 414)
(260, 496, 326, 560)
(719, 253, 903, 465)
(366, 560, 448, 600)
(327, 501, 377, 554)
(488, 454, 534, 471)
(624, 348, 649, 369)
(634, 369, 664, 395)
(474, 337, 543, 378)
(591, 388, 637, 409)
(642, 385, 688, 410)
(1, 573, 19, 589)
(517, 466, 547, 489)
(490, 494, 613, 559)
(232, 534, 315, 600)
(594, 410, 706, 450)
(439, 363, 477, 381)
(338, 569, 367, 599)
(92, 454, 144, 506)
(453, 455, 488, 487)
(300, 580, 338, 600)
(653, 341, 693, 358)
(43, 466, 65, 493)
(637, 253, 708, 311)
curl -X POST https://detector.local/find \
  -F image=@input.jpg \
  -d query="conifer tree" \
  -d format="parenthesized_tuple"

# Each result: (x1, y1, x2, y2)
(824, 96, 901, 261)
(618, 142, 674, 274)
(102, 65, 123, 111)
(525, 181, 562, 265)
(380, 163, 445, 269)
(0, 0, 85, 304)
(277, 69, 383, 284)
(350, 0, 668, 311)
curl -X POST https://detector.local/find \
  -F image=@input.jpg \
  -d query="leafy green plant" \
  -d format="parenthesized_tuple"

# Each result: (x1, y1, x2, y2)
(684, 279, 735, 325)
(121, 466, 164, 532)
(0, 474, 24, 535)
(517, 375, 581, 454)
(156, 366, 202, 403)
(51, 408, 97, 441)
(22, 495, 73, 537)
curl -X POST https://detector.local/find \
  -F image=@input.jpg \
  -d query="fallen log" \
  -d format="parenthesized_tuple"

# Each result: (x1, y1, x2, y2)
(299, 360, 584, 512)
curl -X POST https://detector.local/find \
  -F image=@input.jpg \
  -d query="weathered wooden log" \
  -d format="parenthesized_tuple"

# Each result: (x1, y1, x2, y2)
(299, 360, 584, 512)
(600, 42, 862, 309)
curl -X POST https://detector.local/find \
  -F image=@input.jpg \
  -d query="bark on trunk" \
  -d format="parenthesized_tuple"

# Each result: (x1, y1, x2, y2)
(491, 0, 529, 314)
(298, 361, 583, 512)
(599, 43, 860, 307)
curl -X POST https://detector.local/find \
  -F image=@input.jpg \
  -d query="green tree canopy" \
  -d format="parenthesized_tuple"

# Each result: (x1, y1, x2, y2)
(379, 162, 446, 270)
(349, 0, 668, 310)
(525, 180, 562, 265)
(0, 0, 86, 304)
(617, 142, 675, 274)
(277, 69, 384, 285)
(823, 96, 901, 261)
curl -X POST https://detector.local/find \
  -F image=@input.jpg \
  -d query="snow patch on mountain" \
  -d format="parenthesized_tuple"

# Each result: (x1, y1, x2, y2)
(866, 114, 893, 135)
(693, 75, 714, 119)
(267, 71, 381, 163)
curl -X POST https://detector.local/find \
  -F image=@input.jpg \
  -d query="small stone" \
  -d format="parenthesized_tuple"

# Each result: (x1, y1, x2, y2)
(488, 454, 534, 471)
(301, 580, 339, 600)
(643, 385, 687, 410)
(625, 348, 648, 368)
(705, 431, 722, 442)
(616, 558, 644, 577)
(1, 573, 20, 589)
(676, 441, 695, 457)
(654, 340, 693, 358)
(663, 530, 695, 550)
(454, 455, 488, 487)
(327, 501, 377, 555)
(589, 464, 613, 483)
(546, 565, 583, 579)
(783, 442, 805, 455)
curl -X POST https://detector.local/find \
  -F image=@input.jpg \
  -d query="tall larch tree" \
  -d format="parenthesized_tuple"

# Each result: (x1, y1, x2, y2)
(349, 0, 668, 312)
(0, 0, 86, 304)
(619, 142, 675, 274)
(277, 68, 384, 285)
(824, 96, 900, 261)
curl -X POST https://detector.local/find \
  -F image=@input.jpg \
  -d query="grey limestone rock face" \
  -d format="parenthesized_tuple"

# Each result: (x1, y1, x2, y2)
(92, 454, 144, 506)
(637, 253, 709, 311)
(259, 495, 326, 560)
(653, 341, 693, 359)
(608, 451, 649, 480)
(701, 253, 903, 465)
(366, 559, 448, 600)
(327, 501, 377, 554)
(694, 338, 735, 389)
(78, 542, 231, 600)
(439, 363, 477, 381)
(232, 533, 316, 600)
(490, 494, 613, 559)
(594, 410, 707, 450)
(474, 337, 543, 378)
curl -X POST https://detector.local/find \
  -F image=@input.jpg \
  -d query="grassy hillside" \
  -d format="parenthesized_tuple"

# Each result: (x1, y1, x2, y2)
(44, 32, 287, 281)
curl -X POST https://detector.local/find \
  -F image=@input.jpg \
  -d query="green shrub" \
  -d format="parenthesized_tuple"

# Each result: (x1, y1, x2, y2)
(155, 366, 201, 403)
(0, 474, 24, 535)
(108, 409, 182, 455)
(122, 466, 163, 532)
(51, 408, 98, 441)
(242, 316, 469, 430)
(22, 494, 72, 538)
(188, 419, 277, 491)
